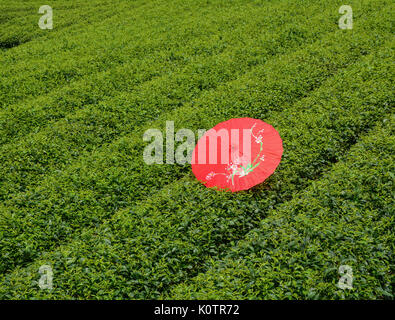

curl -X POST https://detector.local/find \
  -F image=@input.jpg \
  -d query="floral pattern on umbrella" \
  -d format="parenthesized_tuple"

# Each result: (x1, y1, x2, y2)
(191, 117, 283, 192)
(205, 123, 265, 185)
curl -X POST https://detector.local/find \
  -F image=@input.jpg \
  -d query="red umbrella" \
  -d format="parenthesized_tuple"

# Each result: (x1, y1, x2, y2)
(191, 118, 283, 192)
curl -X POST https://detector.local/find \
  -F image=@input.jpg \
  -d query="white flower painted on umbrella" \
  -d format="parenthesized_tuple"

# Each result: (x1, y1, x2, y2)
(255, 135, 263, 144)
(238, 169, 247, 177)
(205, 123, 266, 186)
(226, 163, 238, 172)
(206, 172, 216, 181)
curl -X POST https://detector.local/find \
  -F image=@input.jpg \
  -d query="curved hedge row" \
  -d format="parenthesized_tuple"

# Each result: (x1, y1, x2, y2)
(0, 0, 136, 50)
(0, 0, 167, 108)
(0, 0, 251, 108)
(0, 10, 391, 275)
(0, 0, 333, 147)
(167, 119, 394, 299)
(0, 1, 344, 200)
(0, 0, 392, 300)
(0, 37, 392, 298)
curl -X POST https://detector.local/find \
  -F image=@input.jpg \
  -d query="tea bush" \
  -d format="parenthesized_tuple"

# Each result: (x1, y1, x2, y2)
(0, 0, 393, 299)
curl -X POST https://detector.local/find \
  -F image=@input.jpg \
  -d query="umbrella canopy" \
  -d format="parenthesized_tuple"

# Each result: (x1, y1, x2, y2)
(191, 118, 283, 192)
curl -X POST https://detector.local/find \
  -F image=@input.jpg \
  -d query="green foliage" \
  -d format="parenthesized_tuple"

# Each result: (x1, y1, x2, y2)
(0, 0, 393, 299)
(167, 119, 394, 299)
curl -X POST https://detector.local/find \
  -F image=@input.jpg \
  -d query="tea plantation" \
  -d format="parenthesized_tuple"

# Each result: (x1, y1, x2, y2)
(0, 0, 393, 299)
